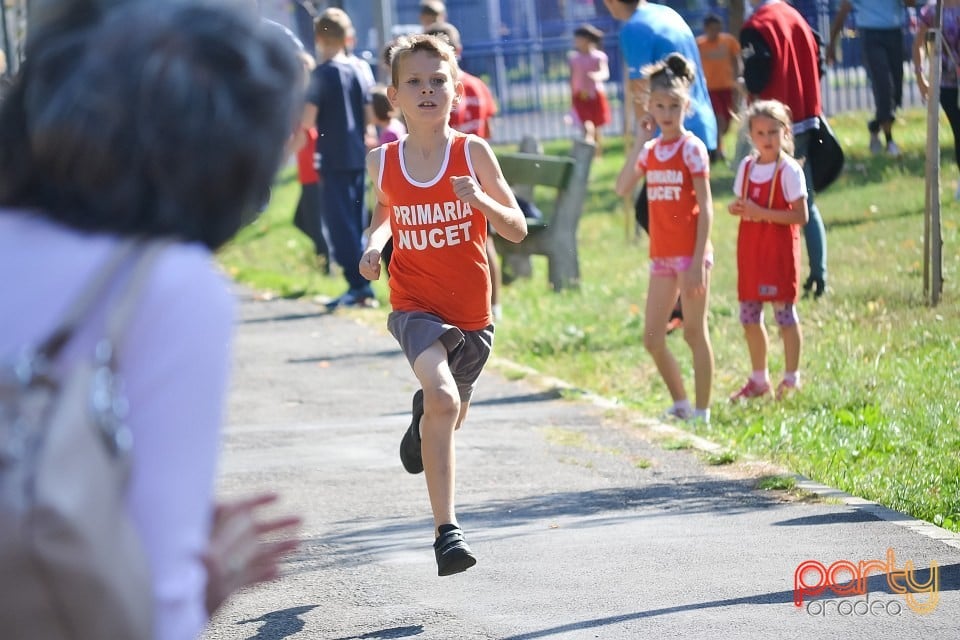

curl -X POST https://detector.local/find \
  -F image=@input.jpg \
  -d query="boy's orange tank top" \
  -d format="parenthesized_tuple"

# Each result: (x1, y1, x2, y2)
(379, 133, 491, 330)
(639, 133, 706, 258)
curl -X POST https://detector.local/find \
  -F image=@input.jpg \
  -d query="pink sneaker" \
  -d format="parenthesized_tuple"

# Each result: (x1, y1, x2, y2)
(776, 379, 799, 400)
(729, 378, 771, 402)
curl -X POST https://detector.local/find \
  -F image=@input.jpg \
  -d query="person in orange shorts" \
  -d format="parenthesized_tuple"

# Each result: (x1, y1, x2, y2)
(696, 13, 741, 163)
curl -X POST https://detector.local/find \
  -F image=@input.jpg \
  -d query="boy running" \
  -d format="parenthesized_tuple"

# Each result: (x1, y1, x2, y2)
(359, 34, 527, 576)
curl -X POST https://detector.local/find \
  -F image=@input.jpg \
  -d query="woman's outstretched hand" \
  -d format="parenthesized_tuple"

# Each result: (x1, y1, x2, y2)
(203, 493, 302, 615)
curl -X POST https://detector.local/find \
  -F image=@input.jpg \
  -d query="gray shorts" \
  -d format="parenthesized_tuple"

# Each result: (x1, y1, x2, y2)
(387, 310, 494, 402)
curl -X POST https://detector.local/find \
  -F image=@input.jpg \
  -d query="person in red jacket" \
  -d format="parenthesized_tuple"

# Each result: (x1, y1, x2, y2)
(741, 0, 828, 298)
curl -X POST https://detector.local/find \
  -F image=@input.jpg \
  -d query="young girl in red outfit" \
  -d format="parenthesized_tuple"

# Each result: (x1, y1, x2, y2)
(728, 99, 809, 401)
(615, 53, 714, 423)
(568, 24, 611, 155)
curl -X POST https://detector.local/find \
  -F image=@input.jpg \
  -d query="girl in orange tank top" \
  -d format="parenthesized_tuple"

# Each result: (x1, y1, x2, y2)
(615, 53, 715, 424)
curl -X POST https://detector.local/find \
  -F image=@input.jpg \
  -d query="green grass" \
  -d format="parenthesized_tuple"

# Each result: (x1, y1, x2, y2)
(658, 437, 695, 451)
(703, 450, 738, 466)
(218, 107, 960, 533)
(757, 475, 798, 491)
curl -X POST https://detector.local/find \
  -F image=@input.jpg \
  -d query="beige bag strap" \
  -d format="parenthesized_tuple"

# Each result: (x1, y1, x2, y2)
(102, 240, 172, 349)
(37, 239, 171, 362)
(36, 239, 140, 360)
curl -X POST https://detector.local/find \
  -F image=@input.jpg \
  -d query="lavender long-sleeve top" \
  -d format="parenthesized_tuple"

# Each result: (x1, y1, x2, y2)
(0, 210, 235, 640)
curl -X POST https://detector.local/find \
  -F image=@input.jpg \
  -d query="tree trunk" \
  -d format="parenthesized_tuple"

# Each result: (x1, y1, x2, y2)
(729, 0, 745, 36)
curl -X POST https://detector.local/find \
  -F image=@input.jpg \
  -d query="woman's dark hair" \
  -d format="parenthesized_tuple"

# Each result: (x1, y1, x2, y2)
(0, 0, 304, 249)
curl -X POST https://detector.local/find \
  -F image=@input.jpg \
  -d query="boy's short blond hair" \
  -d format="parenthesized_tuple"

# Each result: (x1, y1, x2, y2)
(389, 33, 460, 88)
(314, 7, 351, 44)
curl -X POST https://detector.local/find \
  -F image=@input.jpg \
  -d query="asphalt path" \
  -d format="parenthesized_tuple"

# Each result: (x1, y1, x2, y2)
(203, 292, 960, 640)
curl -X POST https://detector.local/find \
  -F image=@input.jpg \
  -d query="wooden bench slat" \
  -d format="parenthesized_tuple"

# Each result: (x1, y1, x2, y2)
(494, 137, 595, 290)
(497, 152, 573, 189)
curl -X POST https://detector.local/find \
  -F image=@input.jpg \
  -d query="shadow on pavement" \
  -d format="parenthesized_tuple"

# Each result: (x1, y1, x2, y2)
(470, 390, 566, 406)
(457, 481, 777, 525)
(498, 564, 960, 640)
(287, 350, 402, 364)
(235, 605, 317, 640)
(329, 625, 425, 640)
(772, 511, 893, 526)
(285, 480, 781, 573)
(240, 311, 332, 325)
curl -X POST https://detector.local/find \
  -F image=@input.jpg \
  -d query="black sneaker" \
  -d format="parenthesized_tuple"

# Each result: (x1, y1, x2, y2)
(399, 390, 424, 474)
(434, 525, 477, 576)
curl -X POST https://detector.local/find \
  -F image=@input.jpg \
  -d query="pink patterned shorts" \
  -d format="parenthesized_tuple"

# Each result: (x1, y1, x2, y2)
(649, 254, 714, 277)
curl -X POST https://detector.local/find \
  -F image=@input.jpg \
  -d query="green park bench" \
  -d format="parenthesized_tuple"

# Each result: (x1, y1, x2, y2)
(494, 136, 596, 291)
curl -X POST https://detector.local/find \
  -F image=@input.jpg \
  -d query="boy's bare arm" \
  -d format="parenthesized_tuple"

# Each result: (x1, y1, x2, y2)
(359, 149, 392, 281)
(459, 137, 527, 243)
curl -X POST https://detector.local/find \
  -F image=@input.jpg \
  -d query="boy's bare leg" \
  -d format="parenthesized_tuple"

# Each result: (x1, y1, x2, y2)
(412, 342, 461, 530)
(411, 341, 477, 575)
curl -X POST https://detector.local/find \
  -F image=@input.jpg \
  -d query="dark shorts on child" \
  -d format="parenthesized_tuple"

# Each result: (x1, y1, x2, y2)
(387, 311, 494, 402)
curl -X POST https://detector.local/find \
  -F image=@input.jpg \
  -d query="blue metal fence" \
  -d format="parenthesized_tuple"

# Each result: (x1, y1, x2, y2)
(456, 1, 923, 145)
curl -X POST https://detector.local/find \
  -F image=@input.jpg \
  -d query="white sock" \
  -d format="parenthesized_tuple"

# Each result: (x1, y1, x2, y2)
(694, 408, 710, 423)
(783, 371, 799, 386)
(750, 370, 770, 385)
(673, 399, 692, 414)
